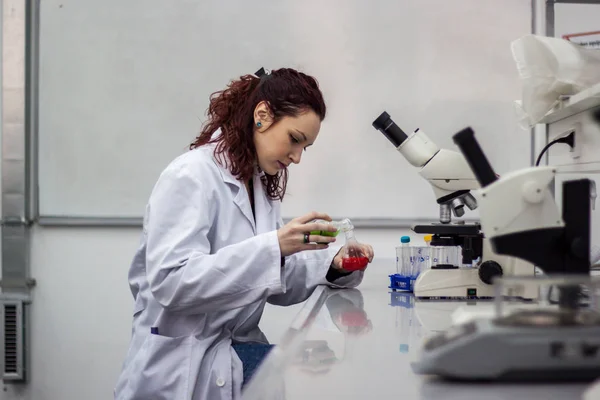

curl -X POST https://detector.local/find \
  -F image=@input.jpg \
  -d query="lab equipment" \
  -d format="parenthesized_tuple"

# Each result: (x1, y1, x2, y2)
(310, 218, 368, 271)
(430, 246, 460, 269)
(419, 235, 433, 272)
(453, 127, 589, 278)
(396, 236, 411, 275)
(412, 223, 534, 299)
(412, 127, 595, 382)
(341, 229, 369, 271)
(390, 239, 431, 292)
(414, 275, 600, 382)
(511, 34, 600, 127)
(390, 236, 416, 291)
(411, 246, 430, 278)
(309, 219, 348, 238)
(372, 112, 537, 300)
(372, 111, 479, 224)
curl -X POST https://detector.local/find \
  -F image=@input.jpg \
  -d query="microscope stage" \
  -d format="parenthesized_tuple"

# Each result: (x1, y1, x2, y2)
(412, 223, 481, 236)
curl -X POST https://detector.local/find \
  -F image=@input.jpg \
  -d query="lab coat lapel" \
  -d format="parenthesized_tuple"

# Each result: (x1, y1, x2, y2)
(252, 173, 275, 234)
(208, 132, 274, 234)
(217, 163, 257, 234)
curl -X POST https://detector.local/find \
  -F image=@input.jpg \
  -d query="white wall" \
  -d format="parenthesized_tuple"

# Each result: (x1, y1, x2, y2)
(9, 2, 600, 399)
(24, 227, 137, 400)
(0, 226, 409, 400)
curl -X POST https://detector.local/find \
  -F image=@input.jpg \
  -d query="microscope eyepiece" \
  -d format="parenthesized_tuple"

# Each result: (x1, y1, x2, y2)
(453, 127, 497, 187)
(372, 111, 392, 131)
(372, 111, 409, 147)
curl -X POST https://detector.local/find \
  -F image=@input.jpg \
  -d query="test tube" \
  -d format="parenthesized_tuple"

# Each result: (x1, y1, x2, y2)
(411, 246, 430, 278)
(424, 235, 432, 266)
(397, 236, 411, 275)
(424, 235, 432, 246)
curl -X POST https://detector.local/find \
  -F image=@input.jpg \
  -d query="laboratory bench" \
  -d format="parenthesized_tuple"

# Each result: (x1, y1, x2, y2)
(244, 258, 595, 400)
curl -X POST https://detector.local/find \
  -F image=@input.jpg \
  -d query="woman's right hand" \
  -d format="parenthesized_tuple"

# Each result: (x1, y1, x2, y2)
(277, 212, 338, 257)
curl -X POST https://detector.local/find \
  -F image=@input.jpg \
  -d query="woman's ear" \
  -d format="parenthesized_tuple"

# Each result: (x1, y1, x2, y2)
(254, 101, 274, 131)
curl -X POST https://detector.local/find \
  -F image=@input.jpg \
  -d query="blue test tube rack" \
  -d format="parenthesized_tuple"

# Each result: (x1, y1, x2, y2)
(388, 273, 417, 292)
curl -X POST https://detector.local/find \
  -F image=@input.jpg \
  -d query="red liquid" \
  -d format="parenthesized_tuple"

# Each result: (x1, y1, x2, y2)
(340, 311, 368, 327)
(342, 256, 369, 271)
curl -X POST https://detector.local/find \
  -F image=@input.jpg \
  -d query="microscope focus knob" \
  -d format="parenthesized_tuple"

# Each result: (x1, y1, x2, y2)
(478, 261, 503, 285)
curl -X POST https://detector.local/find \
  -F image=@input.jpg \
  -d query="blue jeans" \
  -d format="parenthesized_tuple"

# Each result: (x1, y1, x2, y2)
(232, 342, 275, 387)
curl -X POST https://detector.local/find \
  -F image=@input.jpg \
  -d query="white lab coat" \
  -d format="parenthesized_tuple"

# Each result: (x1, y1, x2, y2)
(114, 143, 364, 400)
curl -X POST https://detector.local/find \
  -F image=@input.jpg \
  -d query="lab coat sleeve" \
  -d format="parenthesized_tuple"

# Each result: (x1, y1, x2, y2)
(267, 220, 364, 307)
(145, 166, 284, 314)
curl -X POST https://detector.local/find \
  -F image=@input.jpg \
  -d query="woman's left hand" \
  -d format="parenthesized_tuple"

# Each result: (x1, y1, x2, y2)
(332, 244, 374, 272)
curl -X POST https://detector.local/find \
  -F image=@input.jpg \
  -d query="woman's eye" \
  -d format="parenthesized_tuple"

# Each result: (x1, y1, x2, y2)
(290, 135, 300, 143)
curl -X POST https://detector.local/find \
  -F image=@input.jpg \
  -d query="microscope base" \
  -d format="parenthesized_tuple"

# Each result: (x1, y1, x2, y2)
(413, 268, 538, 300)
(412, 310, 600, 382)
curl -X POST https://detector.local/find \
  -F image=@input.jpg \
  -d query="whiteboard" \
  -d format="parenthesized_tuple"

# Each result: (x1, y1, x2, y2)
(38, 0, 532, 221)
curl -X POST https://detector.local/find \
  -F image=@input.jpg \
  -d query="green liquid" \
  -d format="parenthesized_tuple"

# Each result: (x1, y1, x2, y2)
(310, 229, 340, 237)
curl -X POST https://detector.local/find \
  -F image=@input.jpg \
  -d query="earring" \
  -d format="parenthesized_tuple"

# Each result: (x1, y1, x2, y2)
(256, 121, 262, 128)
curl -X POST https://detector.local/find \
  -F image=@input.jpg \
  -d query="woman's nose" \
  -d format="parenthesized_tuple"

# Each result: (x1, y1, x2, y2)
(289, 149, 302, 164)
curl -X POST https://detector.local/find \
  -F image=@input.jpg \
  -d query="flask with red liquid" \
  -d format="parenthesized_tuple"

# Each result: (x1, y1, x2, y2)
(341, 228, 369, 271)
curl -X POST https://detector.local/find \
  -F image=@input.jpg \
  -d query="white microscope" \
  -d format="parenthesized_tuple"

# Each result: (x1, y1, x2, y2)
(412, 126, 596, 382)
(372, 112, 538, 299)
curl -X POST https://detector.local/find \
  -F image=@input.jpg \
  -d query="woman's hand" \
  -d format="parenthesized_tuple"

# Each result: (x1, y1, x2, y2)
(332, 243, 374, 272)
(277, 212, 338, 257)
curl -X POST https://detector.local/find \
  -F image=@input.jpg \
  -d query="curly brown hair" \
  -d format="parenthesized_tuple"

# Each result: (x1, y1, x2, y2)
(190, 68, 326, 200)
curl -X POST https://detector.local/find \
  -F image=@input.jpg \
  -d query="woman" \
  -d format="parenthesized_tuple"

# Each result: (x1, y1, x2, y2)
(114, 67, 374, 400)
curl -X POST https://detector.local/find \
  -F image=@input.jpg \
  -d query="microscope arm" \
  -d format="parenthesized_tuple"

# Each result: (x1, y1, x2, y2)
(452, 127, 590, 275)
(420, 149, 480, 201)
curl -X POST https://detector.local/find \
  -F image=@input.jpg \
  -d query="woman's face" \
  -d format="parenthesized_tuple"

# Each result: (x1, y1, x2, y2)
(253, 101, 321, 176)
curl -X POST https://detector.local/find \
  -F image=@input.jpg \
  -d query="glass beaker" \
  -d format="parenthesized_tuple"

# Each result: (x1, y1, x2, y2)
(430, 246, 460, 268)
